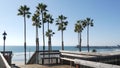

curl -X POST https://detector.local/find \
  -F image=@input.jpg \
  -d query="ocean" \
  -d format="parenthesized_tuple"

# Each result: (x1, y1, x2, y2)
(0, 45, 120, 63)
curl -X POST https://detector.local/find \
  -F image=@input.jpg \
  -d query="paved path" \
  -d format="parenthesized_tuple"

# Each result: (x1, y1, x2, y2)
(19, 64, 75, 68)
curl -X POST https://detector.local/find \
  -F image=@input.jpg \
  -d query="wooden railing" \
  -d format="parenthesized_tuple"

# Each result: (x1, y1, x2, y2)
(27, 51, 38, 64)
(0, 53, 11, 68)
(0, 51, 12, 66)
(74, 59, 120, 68)
(39, 50, 60, 64)
(60, 50, 120, 68)
(27, 50, 60, 64)
(28, 50, 120, 67)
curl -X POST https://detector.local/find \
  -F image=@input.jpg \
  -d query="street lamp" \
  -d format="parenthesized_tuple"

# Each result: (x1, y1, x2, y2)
(3, 31, 7, 53)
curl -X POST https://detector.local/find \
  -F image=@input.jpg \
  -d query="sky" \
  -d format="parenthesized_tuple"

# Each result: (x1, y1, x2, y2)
(0, 0, 120, 46)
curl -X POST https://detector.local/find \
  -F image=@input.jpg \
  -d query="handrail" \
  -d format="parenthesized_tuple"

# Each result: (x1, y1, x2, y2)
(27, 51, 37, 64)
(38, 50, 59, 52)
(0, 53, 11, 68)
(60, 50, 105, 56)
(60, 50, 120, 62)
(74, 59, 120, 68)
(0, 51, 12, 65)
(60, 50, 96, 60)
(27, 50, 60, 64)
(27, 50, 120, 67)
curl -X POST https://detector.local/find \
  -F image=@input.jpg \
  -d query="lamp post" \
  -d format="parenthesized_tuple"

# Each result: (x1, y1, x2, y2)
(3, 31, 7, 53)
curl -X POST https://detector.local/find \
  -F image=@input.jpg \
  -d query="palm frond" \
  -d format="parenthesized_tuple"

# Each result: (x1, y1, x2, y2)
(62, 27, 66, 31)
(90, 22, 94, 26)
(74, 20, 84, 33)
(56, 15, 68, 31)
(37, 3, 48, 13)
(46, 29, 55, 37)
(27, 15, 30, 18)
(17, 5, 31, 18)
(86, 17, 90, 22)
(56, 23, 60, 25)
(32, 22, 36, 26)
(58, 27, 61, 31)
(64, 21, 68, 26)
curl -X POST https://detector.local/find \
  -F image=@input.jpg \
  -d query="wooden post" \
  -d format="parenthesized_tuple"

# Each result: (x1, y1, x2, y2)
(76, 64, 80, 68)
(56, 58, 58, 64)
(42, 58, 44, 64)
(60, 59, 63, 64)
(70, 61, 72, 68)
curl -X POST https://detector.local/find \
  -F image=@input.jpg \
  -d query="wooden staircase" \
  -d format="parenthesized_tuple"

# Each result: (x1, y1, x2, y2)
(27, 51, 38, 64)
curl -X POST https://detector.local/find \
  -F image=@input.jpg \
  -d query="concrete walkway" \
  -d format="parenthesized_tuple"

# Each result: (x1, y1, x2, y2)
(19, 64, 75, 68)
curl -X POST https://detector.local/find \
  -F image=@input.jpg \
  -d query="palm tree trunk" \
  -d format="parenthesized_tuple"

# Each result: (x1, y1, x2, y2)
(42, 13, 45, 51)
(48, 35, 51, 64)
(48, 22, 50, 50)
(42, 11, 45, 64)
(36, 26, 39, 51)
(36, 26, 39, 64)
(48, 22, 50, 64)
(49, 36, 52, 51)
(48, 22, 49, 31)
(61, 30, 64, 50)
(24, 16, 27, 64)
(78, 33, 79, 46)
(87, 25, 89, 52)
(79, 32, 82, 51)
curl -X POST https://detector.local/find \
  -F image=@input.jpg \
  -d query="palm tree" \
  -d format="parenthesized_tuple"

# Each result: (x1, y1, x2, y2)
(74, 20, 83, 51)
(56, 15, 68, 50)
(45, 13, 54, 30)
(36, 3, 47, 52)
(32, 11, 41, 64)
(44, 13, 54, 50)
(82, 18, 93, 52)
(36, 3, 48, 64)
(17, 5, 31, 64)
(44, 13, 54, 64)
(46, 29, 55, 64)
(32, 12, 41, 51)
(46, 29, 55, 51)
